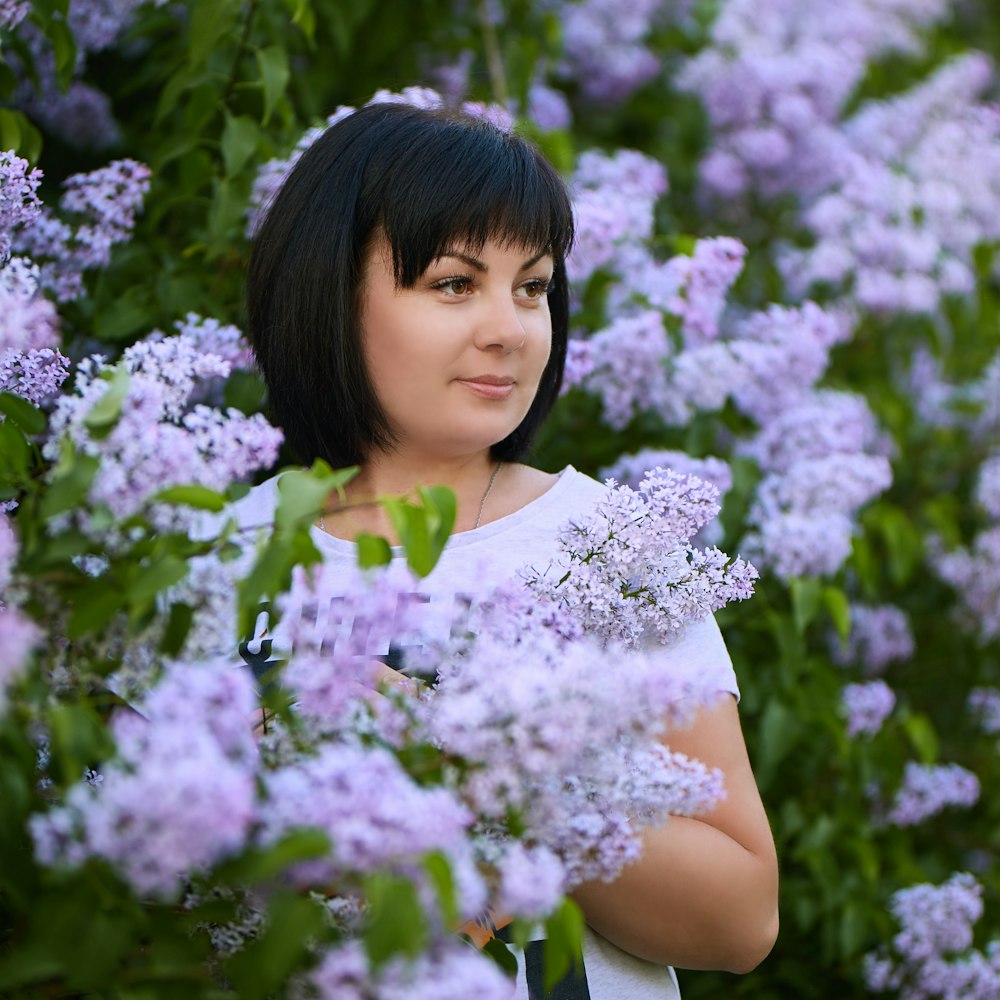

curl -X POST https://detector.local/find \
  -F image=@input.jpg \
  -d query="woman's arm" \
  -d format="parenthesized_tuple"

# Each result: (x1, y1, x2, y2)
(571, 694, 779, 974)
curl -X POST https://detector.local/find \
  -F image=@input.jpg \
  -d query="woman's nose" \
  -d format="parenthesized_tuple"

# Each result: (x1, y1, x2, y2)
(474, 292, 527, 353)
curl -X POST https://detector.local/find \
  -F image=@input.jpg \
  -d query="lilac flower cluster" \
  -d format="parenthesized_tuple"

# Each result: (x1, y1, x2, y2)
(0, 0, 28, 30)
(42, 333, 282, 544)
(842, 680, 896, 738)
(422, 600, 725, 890)
(935, 527, 1000, 644)
(522, 468, 757, 647)
(831, 603, 915, 673)
(680, 0, 950, 202)
(865, 873, 1000, 998)
(883, 762, 980, 828)
(0, 150, 42, 264)
(305, 939, 514, 1000)
(554, 0, 663, 104)
(975, 456, 1000, 519)
(247, 88, 511, 237)
(527, 81, 572, 131)
(31, 663, 260, 897)
(601, 450, 732, 496)
(0, 256, 60, 354)
(785, 56, 1000, 314)
(740, 390, 892, 579)
(14, 160, 150, 301)
(968, 687, 1000, 736)
(0, 514, 38, 712)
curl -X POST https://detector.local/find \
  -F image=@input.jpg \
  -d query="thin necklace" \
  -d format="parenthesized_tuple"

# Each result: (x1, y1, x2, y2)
(317, 461, 504, 534)
(475, 460, 503, 529)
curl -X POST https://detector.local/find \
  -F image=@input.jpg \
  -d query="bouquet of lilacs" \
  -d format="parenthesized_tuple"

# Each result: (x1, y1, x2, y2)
(521, 466, 758, 648)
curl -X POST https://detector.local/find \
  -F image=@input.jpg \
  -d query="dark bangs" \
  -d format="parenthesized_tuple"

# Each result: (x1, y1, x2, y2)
(355, 107, 574, 286)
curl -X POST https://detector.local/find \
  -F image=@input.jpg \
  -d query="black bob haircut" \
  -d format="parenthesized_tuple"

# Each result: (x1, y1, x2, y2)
(246, 101, 575, 469)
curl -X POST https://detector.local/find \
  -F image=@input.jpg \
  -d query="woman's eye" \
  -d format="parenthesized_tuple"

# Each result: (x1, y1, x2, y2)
(517, 278, 552, 300)
(434, 276, 474, 296)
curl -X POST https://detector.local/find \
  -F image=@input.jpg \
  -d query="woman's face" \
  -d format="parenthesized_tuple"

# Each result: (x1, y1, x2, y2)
(359, 235, 554, 461)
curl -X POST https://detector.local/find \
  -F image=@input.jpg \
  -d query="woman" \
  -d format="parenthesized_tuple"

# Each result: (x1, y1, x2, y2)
(242, 100, 779, 998)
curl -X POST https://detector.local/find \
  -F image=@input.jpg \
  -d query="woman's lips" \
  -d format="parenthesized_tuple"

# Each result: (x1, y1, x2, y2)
(457, 377, 516, 400)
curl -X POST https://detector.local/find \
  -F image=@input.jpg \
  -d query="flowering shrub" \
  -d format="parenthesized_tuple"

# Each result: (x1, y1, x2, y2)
(3, 0, 1000, 997)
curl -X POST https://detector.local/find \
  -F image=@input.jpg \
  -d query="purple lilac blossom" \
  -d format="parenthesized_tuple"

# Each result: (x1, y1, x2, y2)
(42, 334, 282, 545)
(0, 512, 14, 592)
(0, 605, 38, 713)
(864, 873, 1000, 998)
(19, 81, 121, 151)
(745, 510, 855, 581)
(522, 468, 757, 647)
(496, 842, 564, 919)
(555, 0, 663, 104)
(883, 762, 980, 827)
(935, 527, 1000, 643)
(257, 742, 473, 889)
(680, 0, 951, 203)
(785, 55, 1000, 314)
(561, 337, 595, 392)
(968, 687, 1000, 736)
(0, 150, 42, 263)
(831, 603, 915, 673)
(842, 680, 896, 737)
(0, 348, 71, 406)
(306, 940, 514, 1000)
(526, 82, 572, 131)
(15, 160, 151, 301)
(0, 257, 60, 353)
(601, 450, 732, 496)
(663, 237, 746, 346)
(31, 663, 259, 896)
(0, 0, 28, 30)
(975, 456, 1000, 518)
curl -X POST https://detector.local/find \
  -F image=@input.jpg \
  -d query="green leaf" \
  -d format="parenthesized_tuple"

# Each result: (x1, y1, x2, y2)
(903, 713, 939, 764)
(47, 703, 114, 784)
(221, 112, 259, 178)
(0, 418, 31, 480)
(756, 699, 803, 788)
(153, 484, 228, 512)
(0, 392, 46, 435)
(356, 531, 393, 569)
(255, 46, 290, 125)
(789, 576, 822, 634)
(83, 367, 131, 434)
(542, 899, 585, 992)
(67, 583, 123, 639)
(363, 873, 428, 967)
(822, 586, 851, 643)
(482, 935, 519, 977)
(422, 851, 457, 927)
(215, 828, 330, 886)
(129, 555, 189, 605)
(282, 0, 316, 39)
(188, 0, 240, 69)
(161, 601, 194, 657)
(39, 446, 100, 520)
(47, 17, 77, 89)
(416, 484, 457, 571)
(274, 462, 358, 533)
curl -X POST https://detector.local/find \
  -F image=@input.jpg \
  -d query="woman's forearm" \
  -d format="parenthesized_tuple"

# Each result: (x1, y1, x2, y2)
(571, 813, 779, 972)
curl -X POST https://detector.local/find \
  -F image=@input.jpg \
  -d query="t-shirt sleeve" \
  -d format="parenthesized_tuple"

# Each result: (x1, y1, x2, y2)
(651, 614, 740, 702)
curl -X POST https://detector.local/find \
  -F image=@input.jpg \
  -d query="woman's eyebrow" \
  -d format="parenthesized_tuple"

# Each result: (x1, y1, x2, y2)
(436, 248, 554, 273)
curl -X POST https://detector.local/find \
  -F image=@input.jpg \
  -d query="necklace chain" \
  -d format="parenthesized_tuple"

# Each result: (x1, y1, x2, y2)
(317, 461, 504, 534)
(475, 461, 503, 529)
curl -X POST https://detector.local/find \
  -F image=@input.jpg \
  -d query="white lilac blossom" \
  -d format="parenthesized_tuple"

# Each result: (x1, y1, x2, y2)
(31, 663, 260, 896)
(785, 55, 1000, 314)
(831, 603, 915, 674)
(680, 0, 951, 202)
(522, 468, 757, 647)
(968, 688, 1000, 736)
(883, 762, 981, 828)
(975, 456, 1000, 519)
(935, 527, 1000, 643)
(15, 159, 152, 301)
(0, 150, 42, 263)
(305, 939, 514, 1000)
(842, 680, 896, 737)
(864, 873, 1000, 998)
(555, 0, 662, 104)
(43, 334, 282, 544)
(247, 88, 510, 237)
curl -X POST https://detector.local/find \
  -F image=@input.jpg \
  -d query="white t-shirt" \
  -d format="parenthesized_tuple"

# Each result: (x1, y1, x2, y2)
(227, 465, 739, 1000)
